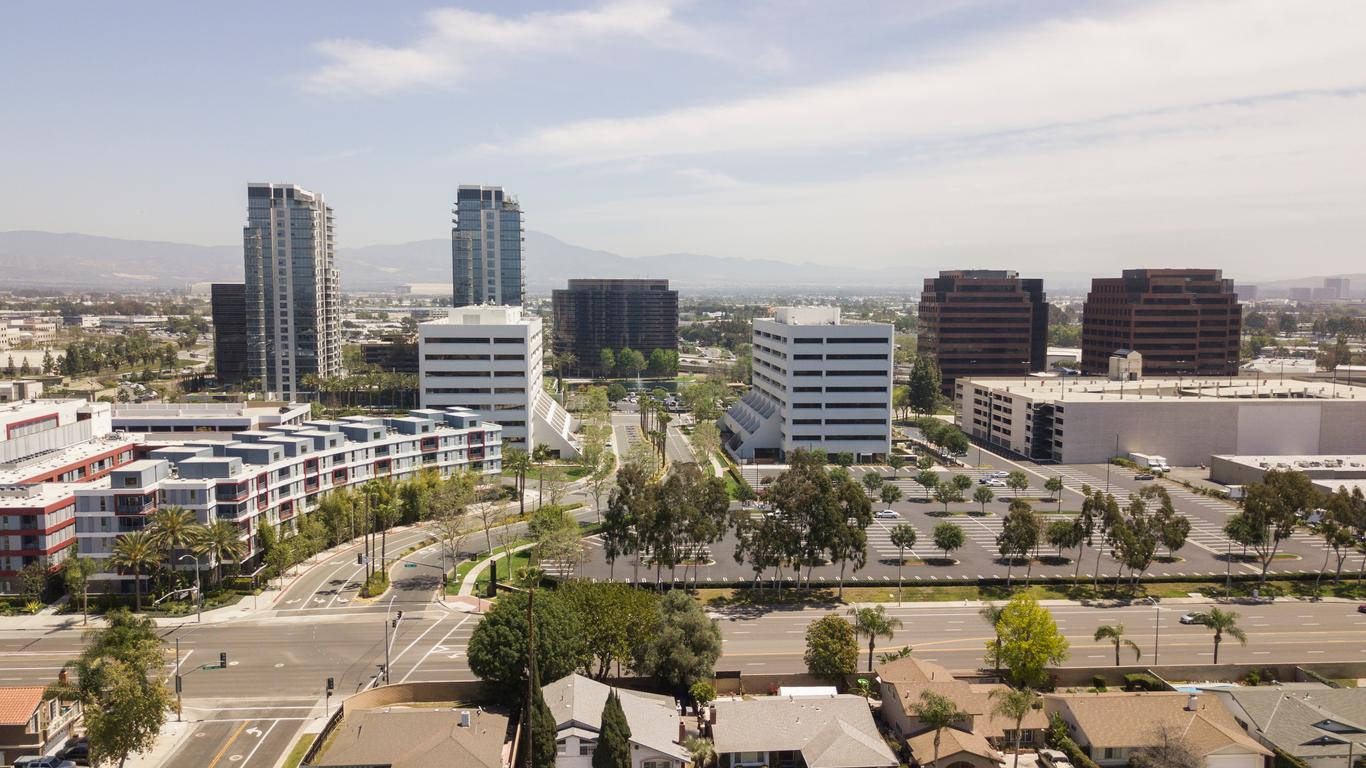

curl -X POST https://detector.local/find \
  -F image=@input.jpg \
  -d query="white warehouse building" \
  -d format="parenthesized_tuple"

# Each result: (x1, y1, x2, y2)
(723, 306, 893, 462)
(957, 376, 1366, 466)
(418, 306, 580, 457)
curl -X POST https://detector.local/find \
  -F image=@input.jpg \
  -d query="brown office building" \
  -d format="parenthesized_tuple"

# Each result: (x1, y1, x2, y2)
(1081, 268, 1241, 376)
(552, 279, 678, 376)
(919, 270, 1047, 394)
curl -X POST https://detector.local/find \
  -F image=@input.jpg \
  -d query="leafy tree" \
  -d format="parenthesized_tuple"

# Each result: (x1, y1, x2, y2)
(848, 605, 903, 672)
(914, 469, 939, 500)
(951, 474, 973, 493)
(1130, 726, 1201, 768)
(599, 348, 617, 376)
(908, 355, 942, 415)
(647, 348, 678, 376)
(879, 484, 903, 510)
(990, 686, 1042, 768)
(1193, 608, 1248, 664)
(1045, 476, 1065, 511)
(933, 482, 963, 513)
(997, 501, 1041, 586)
(529, 503, 584, 572)
(593, 689, 633, 768)
(606, 380, 628, 401)
(47, 610, 172, 767)
(633, 591, 722, 692)
(973, 484, 994, 513)
(1046, 518, 1083, 559)
(1094, 623, 1141, 666)
(603, 462, 651, 582)
(890, 524, 918, 604)
(19, 560, 48, 602)
(933, 522, 964, 562)
(618, 347, 646, 378)
(111, 529, 160, 611)
(913, 690, 970, 768)
(804, 614, 858, 682)
(1006, 471, 1029, 498)
(830, 472, 873, 598)
(468, 590, 587, 704)
(887, 454, 906, 477)
(766, 449, 845, 589)
(561, 582, 658, 680)
(862, 471, 884, 496)
(63, 556, 100, 625)
(984, 594, 1068, 687)
(1238, 470, 1318, 582)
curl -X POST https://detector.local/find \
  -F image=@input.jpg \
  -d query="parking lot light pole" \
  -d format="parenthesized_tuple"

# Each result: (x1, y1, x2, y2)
(178, 553, 202, 623)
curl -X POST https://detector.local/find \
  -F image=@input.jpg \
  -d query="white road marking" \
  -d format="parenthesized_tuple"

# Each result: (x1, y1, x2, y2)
(398, 615, 473, 683)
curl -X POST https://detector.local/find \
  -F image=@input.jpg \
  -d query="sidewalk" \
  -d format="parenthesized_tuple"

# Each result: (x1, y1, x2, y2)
(457, 543, 535, 596)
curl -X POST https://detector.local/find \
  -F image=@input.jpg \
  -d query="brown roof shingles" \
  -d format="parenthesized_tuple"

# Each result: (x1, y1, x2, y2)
(1047, 693, 1271, 757)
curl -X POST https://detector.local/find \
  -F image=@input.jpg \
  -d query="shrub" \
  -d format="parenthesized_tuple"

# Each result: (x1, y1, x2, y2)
(1123, 673, 1162, 691)
(1091, 674, 1107, 691)
(360, 571, 389, 598)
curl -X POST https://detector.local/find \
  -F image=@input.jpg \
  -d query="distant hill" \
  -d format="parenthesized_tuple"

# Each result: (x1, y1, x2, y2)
(0, 229, 1107, 294)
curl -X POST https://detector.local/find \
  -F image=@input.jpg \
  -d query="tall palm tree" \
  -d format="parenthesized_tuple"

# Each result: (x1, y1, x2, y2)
(913, 690, 970, 768)
(980, 604, 1004, 673)
(111, 529, 160, 611)
(1093, 623, 1141, 666)
(1195, 608, 1248, 664)
(532, 444, 553, 511)
(504, 448, 531, 518)
(989, 687, 1041, 768)
(192, 520, 248, 586)
(148, 505, 202, 591)
(848, 605, 903, 672)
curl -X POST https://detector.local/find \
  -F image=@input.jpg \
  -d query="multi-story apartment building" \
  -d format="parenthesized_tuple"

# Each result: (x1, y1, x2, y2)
(551, 279, 679, 377)
(918, 270, 1047, 393)
(418, 306, 580, 457)
(452, 185, 524, 307)
(211, 282, 249, 385)
(1081, 269, 1241, 376)
(74, 408, 500, 590)
(0, 399, 136, 592)
(723, 307, 893, 462)
(243, 183, 341, 399)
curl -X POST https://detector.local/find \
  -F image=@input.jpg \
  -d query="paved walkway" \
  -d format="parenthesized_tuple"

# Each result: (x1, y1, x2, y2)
(457, 543, 535, 596)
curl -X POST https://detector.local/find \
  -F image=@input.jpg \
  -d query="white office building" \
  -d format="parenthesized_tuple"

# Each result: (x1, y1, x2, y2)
(723, 307, 893, 462)
(418, 306, 580, 457)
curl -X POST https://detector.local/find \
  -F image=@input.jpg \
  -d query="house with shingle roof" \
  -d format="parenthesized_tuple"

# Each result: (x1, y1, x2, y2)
(543, 674, 690, 768)
(1045, 691, 1272, 768)
(707, 694, 897, 768)
(1205, 687, 1366, 768)
(877, 656, 1048, 752)
(0, 686, 81, 766)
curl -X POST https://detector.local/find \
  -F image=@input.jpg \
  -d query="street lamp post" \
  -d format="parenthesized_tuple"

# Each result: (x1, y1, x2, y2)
(178, 553, 202, 623)
(1153, 604, 1160, 666)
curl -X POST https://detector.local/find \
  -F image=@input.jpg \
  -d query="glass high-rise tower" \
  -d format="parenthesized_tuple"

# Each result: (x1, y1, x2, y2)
(243, 183, 340, 399)
(452, 185, 524, 306)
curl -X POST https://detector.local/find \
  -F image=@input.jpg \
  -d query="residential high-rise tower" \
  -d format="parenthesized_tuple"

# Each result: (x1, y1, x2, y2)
(243, 183, 340, 398)
(452, 185, 524, 307)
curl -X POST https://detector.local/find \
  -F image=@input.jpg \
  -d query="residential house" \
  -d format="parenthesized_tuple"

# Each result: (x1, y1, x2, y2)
(314, 707, 509, 768)
(708, 694, 898, 768)
(878, 656, 1048, 751)
(0, 687, 81, 766)
(1046, 692, 1271, 768)
(906, 727, 1006, 768)
(543, 674, 690, 768)
(1207, 686, 1366, 768)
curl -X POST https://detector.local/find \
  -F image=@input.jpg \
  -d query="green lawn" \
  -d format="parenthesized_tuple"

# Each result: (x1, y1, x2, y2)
(526, 464, 591, 482)
(282, 734, 315, 768)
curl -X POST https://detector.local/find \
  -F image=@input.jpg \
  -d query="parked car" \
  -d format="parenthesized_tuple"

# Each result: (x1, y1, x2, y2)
(1134, 473, 1155, 480)
(985, 478, 1006, 487)
(874, 509, 899, 520)
(1038, 749, 1074, 768)
(990, 471, 1009, 478)
(1179, 612, 1202, 624)
(14, 757, 77, 768)
(58, 739, 89, 766)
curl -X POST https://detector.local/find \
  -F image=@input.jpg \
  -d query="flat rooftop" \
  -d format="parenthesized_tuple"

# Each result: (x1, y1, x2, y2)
(0, 434, 136, 485)
(113, 401, 308, 419)
(960, 376, 1366, 404)
(1212, 454, 1366, 471)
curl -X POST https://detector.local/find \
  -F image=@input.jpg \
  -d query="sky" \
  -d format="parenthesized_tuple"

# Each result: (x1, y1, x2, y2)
(2, 0, 1364, 281)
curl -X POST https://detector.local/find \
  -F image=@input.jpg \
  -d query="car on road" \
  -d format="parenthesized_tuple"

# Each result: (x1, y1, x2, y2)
(1179, 612, 1202, 624)
(1358, 603, 1366, 614)
(874, 509, 899, 520)
(1134, 473, 1155, 480)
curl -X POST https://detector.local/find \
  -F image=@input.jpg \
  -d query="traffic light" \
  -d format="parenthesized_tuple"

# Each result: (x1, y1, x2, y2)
(219, 652, 227, 668)
(326, 677, 334, 693)
(357, 553, 363, 565)
(175, 675, 182, 693)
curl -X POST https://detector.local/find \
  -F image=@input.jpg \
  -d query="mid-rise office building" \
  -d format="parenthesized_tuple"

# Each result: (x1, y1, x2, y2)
(723, 307, 893, 462)
(243, 183, 341, 399)
(551, 279, 678, 377)
(452, 185, 524, 307)
(918, 270, 1047, 393)
(211, 283, 248, 385)
(1080, 269, 1240, 376)
(418, 306, 580, 457)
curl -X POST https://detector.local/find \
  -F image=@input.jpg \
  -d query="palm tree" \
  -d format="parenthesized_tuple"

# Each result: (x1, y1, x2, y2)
(532, 444, 553, 511)
(148, 505, 202, 591)
(504, 448, 531, 519)
(1093, 623, 1141, 666)
(989, 687, 1041, 768)
(684, 736, 717, 768)
(848, 605, 903, 672)
(1195, 608, 1248, 664)
(192, 520, 248, 586)
(980, 604, 1004, 673)
(111, 529, 160, 611)
(890, 523, 917, 605)
(913, 690, 970, 768)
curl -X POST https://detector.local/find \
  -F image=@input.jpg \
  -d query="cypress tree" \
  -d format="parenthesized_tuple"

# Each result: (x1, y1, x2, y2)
(593, 690, 633, 768)
(518, 668, 557, 768)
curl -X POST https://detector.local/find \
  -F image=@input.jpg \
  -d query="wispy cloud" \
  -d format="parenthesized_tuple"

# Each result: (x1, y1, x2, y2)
(508, 0, 1366, 163)
(304, 0, 786, 95)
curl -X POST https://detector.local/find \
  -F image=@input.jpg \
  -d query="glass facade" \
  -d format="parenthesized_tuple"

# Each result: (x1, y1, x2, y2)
(452, 185, 524, 306)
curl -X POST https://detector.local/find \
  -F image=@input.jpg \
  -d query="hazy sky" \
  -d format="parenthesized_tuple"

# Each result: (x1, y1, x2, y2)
(3, 0, 1364, 280)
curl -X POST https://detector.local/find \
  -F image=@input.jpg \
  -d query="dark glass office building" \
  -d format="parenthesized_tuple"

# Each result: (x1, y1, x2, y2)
(918, 270, 1047, 394)
(452, 185, 523, 307)
(210, 283, 248, 385)
(551, 279, 678, 376)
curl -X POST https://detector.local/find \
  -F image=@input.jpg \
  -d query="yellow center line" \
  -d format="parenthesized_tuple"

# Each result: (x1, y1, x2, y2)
(206, 721, 248, 768)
